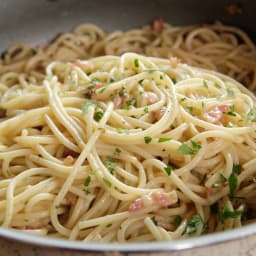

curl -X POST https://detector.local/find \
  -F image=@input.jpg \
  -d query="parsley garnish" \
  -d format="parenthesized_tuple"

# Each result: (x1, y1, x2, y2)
(98, 87, 106, 94)
(82, 102, 95, 115)
(225, 105, 236, 116)
(106, 223, 112, 228)
(94, 111, 104, 121)
(227, 88, 235, 97)
(144, 136, 152, 144)
(158, 137, 172, 143)
(144, 107, 149, 113)
(164, 165, 172, 176)
(134, 58, 139, 68)
(84, 175, 91, 187)
(220, 173, 227, 183)
(214, 83, 221, 89)
(171, 77, 177, 84)
(185, 106, 193, 113)
(124, 97, 137, 110)
(218, 207, 242, 223)
(178, 141, 201, 155)
(103, 178, 112, 188)
(185, 214, 202, 234)
(174, 215, 182, 228)
(203, 80, 208, 88)
(247, 108, 255, 121)
(229, 164, 241, 196)
(114, 148, 121, 156)
(151, 216, 158, 225)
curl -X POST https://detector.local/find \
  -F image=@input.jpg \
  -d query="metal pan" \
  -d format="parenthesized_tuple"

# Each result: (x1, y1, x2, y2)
(0, 0, 256, 254)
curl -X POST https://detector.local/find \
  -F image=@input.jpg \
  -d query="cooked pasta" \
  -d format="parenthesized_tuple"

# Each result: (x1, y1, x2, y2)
(0, 53, 256, 242)
(0, 20, 256, 91)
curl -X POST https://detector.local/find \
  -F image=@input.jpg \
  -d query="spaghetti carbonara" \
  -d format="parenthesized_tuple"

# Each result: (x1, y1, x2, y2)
(1, 21, 256, 91)
(0, 53, 256, 242)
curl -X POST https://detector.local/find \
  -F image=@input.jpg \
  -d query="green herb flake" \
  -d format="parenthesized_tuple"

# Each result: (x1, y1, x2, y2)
(144, 136, 152, 144)
(106, 223, 112, 228)
(83, 92, 92, 99)
(83, 189, 91, 195)
(185, 106, 193, 113)
(247, 108, 255, 121)
(144, 107, 149, 113)
(84, 175, 91, 187)
(82, 102, 94, 115)
(110, 77, 116, 83)
(179, 97, 186, 103)
(151, 216, 158, 225)
(170, 124, 175, 129)
(178, 141, 201, 155)
(174, 215, 182, 228)
(124, 97, 137, 110)
(158, 137, 172, 143)
(225, 105, 236, 116)
(215, 83, 221, 89)
(31, 48, 37, 55)
(218, 207, 242, 223)
(171, 77, 177, 84)
(228, 164, 241, 196)
(185, 214, 202, 234)
(98, 87, 106, 94)
(103, 178, 112, 188)
(220, 173, 227, 183)
(94, 111, 104, 121)
(114, 148, 121, 156)
(160, 74, 164, 80)
(164, 165, 172, 176)
(203, 80, 208, 88)
(134, 58, 139, 68)
(227, 88, 235, 97)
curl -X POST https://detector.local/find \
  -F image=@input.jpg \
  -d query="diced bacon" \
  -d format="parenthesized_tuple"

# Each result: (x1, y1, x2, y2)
(66, 192, 77, 205)
(0, 108, 6, 118)
(113, 95, 123, 108)
(207, 186, 223, 197)
(144, 92, 158, 104)
(203, 104, 229, 123)
(152, 107, 167, 120)
(62, 147, 80, 158)
(33, 61, 45, 73)
(151, 191, 177, 207)
(151, 17, 165, 32)
(128, 191, 177, 212)
(129, 198, 144, 212)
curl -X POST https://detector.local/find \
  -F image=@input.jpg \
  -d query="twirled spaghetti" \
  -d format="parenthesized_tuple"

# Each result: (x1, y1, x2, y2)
(0, 53, 256, 242)
(0, 21, 256, 91)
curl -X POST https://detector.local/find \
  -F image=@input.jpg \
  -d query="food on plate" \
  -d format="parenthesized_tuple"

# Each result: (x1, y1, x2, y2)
(0, 53, 255, 242)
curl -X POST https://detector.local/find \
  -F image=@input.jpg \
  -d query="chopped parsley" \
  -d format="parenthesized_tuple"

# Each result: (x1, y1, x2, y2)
(185, 106, 193, 113)
(178, 140, 201, 155)
(174, 215, 182, 228)
(158, 137, 172, 143)
(134, 58, 139, 68)
(151, 216, 158, 225)
(98, 87, 106, 94)
(106, 223, 112, 228)
(82, 102, 94, 115)
(225, 105, 236, 116)
(83, 189, 91, 195)
(84, 175, 91, 187)
(31, 48, 37, 55)
(110, 77, 116, 83)
(124, 97, 137, 110)
(170, 124, 175, 129)
(94, 110, 104, 121)
(144, 107, 149, 113)
(228, 164, 241, 196)
(114, 148, 121, 156)
(214, 83, 221, 89)
(211, 183, 220, 188)
(220, 173, 227, 183)
(227, 88, 235, 97)
(83, 92, 92, 99)
(218, 207, 242, 223)
(171, 77, 177, 84)
(185, 214, 202, 234)
(247, 108, 255, 121)
(104, 156, 116, 174)
(203, 80, 208, 88)
(179, 97, 186, 103)
(164, 165, 172, 176)
(103, 178, 112, 188)
(144, 136, 152, 144)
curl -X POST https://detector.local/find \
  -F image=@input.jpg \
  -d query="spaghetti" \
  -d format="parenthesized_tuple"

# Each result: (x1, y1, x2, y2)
(0, 53, 256, 242)
(0, 21, 256, 91)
